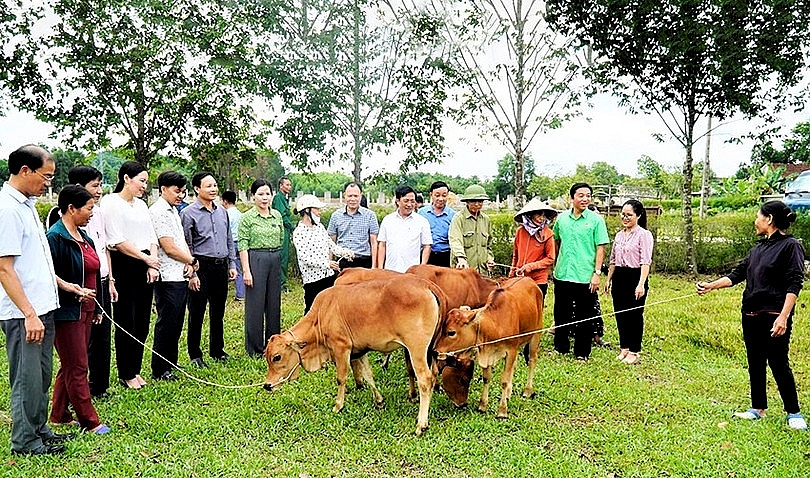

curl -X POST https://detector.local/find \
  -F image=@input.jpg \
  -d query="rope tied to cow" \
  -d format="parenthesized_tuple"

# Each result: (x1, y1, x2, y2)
(435, 293, 695, 360)
(92, 297, 267, 389)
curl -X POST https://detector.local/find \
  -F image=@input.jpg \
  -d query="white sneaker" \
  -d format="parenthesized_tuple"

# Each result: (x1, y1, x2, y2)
(787, 413, 808, 430)
(733, 408, 763, 420)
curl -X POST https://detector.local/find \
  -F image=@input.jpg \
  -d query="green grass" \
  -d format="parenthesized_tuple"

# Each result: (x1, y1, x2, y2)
(2, 275, 810, 477)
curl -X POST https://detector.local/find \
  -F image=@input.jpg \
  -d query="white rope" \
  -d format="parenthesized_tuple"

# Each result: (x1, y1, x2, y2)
(437, 293, 695, 359)
(93, 297, 265, 389)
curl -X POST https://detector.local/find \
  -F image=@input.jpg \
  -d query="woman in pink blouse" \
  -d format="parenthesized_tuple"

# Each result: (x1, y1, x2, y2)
(604, 200, 654, 364)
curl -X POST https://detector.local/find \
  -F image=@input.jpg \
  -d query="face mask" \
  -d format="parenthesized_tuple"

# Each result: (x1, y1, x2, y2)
(311, 213, 321, 225)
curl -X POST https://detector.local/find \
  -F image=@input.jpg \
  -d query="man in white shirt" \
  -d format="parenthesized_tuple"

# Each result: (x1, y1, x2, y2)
(0, 145, 68, 456)
(221, 190, 244, 300)
(149, 171, 197, 381)
(377, 185, 432, 273)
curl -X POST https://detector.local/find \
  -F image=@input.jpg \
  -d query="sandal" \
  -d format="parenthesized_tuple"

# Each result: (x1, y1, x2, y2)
(622, 352, 639, 364)
(787, 413, 807, 430)
(616, 349, 629, 361)
(733, 408, 764, 420)
(89, 424, 111, 435)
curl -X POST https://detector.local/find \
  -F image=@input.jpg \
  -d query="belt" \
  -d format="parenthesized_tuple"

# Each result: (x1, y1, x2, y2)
(196, 256, 229, 265)
(349, 255, 371, 260)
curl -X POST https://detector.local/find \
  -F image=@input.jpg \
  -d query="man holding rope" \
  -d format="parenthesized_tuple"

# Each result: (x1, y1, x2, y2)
(552, 182, 609, 361)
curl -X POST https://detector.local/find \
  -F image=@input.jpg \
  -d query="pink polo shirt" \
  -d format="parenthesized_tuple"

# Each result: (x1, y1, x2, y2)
(609, 226, 654, 268)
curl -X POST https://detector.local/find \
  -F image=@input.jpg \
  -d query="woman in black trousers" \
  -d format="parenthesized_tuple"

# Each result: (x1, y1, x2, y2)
(697, 200, 806, 430)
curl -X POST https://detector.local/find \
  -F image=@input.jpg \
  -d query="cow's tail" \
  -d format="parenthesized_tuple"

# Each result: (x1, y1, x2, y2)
(424, 280, 449, 368)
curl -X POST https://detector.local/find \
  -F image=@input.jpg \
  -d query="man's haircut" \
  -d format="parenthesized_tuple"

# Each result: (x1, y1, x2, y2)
(192, 171, 215, 188)
(68, 166, 103, 186)
(569, 182, 592, 199)
(8, 144, 50, 175)
(429, 181, 449, 193)
(58, 184, 93, 214)
(157, 170, 187, 189)
(278, 176, 290, 187)
(395, 185, 416, 200)
(344, 181, 363, 193)
(221, 190, 237, 204)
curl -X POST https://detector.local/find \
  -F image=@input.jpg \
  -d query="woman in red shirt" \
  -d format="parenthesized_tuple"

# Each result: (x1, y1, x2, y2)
(509, 198, 558, 300)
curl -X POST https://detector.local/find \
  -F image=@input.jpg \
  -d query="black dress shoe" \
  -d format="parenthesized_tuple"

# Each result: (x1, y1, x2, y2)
(211, 353, 230, 362)
(43, 432, 75, 445)
(12, 444, 65, 456)
(153, 370, 179, 381)
(190, 357, 208, 368)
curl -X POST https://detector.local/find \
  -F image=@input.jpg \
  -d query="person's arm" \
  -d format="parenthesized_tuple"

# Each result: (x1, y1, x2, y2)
(369, 234, 378, 268)
(420, 244, 431, 265)
(772, 292, 798, 337)
(696, 276, 732, 294)
(110, 240, 160, 269)
(377, 241, 386, 270)
(448, 215, 467, 268)
(590, 244, 605, 293)
(509, 231, 519, 278)
(0, 257, 44, 343)
(635, 264, 650, 299)
(604, 264, 616, 294)
(106, 249, 118, 302)
(240, 249, 252, 288)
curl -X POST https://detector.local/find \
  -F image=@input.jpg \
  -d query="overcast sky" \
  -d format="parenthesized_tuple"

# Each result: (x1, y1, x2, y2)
(1, 93, 807, 180)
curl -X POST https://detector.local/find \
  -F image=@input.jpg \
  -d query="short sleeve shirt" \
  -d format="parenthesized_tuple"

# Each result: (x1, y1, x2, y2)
(418, 205, 455, 253)
(238, 207, 284, 251)
(99, 193, 158, 251)
(326, 206, 380, 256)
(553, 208, 609, 284)
(150, 197, 191, 282)
(377, 211, 432, 273)
(0, 182, 59, 319)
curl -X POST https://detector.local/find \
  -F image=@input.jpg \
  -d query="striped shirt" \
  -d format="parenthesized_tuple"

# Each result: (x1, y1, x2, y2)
(609, 226, 654, 269)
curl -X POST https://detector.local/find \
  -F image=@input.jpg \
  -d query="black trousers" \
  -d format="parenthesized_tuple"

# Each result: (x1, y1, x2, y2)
(303, 274, 338, 314)
(88, 277, 112, 397)
(553, 279, 597, 358)
(427, 250, 451, 267)
(742, 311, 800, 413)
(110, 250, 154, 381)
(338, 255, 372, 270)
(187, 259, 228, 360)
(610, 267, 648, 353)
(151, 281, 189, 377)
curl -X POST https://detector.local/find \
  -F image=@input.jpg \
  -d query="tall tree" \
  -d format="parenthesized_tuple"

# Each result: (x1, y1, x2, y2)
(547, 0, 810, 275)
(13, 0, 258, 167)
(0, 0, 46, 117)
(410, 0, 585, 206)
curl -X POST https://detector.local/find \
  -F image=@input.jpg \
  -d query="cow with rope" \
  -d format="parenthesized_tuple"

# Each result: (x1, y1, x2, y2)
(262, 275, 446, 436)
(434, 276, 544, 419)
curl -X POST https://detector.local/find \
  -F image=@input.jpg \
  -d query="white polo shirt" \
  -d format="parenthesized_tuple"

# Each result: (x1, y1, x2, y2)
(0, 182, 59, 319)
(150, 196, 191, 282)
(377, 211, 432, 273)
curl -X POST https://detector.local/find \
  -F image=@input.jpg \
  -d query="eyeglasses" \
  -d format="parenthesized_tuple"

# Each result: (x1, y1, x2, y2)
(33, 170, 55, 182)
(620, 213, 636, 219)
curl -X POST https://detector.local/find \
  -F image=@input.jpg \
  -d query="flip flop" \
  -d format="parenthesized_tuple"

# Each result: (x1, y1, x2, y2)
(733, 408, 763, 420)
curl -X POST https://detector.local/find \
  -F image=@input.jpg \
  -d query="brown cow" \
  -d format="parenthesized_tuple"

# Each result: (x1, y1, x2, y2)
(263, 276, 444, 436)
(334, 267, 403, 285)
(434, 277, 543, 418)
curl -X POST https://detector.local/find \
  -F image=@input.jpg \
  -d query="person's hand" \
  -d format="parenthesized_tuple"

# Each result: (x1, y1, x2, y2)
(229, 268, 238, 281)
(243, 271, 253, 288)
(634, 284, 645, 300)
(771, 315, 788, 337)
(183, 264, 194, 278)
(589, 273, 600, 293)
(110, 282, 119, 303)
(603, 281, 611, 295)
(329, 260, 340, 271)
(455, 257, 468, 269)
(143, 254, 160, 270)
(92, 313, 103, 325)
(188, 276, 201, 291)
(24, 312, 44, 343)
(146, 268, 159, 284)
(696, 281, 710, 295)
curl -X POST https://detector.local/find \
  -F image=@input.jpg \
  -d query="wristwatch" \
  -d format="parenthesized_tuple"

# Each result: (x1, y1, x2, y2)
(594, 269, 602, 276)
(190, 257, 199, 267)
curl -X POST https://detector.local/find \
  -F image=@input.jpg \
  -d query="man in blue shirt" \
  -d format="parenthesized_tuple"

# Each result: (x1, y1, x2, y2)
(0, 145, 71, 455)
(328, 182, 379, 269)
(418, 181, 455, 267)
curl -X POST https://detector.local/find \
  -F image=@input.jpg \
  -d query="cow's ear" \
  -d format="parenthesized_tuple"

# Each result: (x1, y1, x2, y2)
(290, 341, 307, 351)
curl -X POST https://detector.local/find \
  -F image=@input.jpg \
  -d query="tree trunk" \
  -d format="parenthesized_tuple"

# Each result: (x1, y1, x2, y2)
(514, 148, 525, 207)
(699, 116, 711, 219)
(351, 3, 362, 183)
(682, 126, 698, 277)
(512, 0, 526, 208)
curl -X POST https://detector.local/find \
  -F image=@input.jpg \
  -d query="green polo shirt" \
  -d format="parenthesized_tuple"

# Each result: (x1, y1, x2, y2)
(552, 208, 609, 284)
(448, 208, 493, 273)
(237, 206, 284, 251)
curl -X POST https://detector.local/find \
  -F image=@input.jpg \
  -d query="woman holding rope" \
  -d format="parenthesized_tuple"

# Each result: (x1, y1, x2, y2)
(604, 199, 653, 365)
(697, 200, 807, 431)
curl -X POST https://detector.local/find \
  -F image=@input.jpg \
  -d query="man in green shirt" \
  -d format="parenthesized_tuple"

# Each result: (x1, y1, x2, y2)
(449, 184, 494, 274)
(272, 176, 294, 291)
(552, 182, 609, 361)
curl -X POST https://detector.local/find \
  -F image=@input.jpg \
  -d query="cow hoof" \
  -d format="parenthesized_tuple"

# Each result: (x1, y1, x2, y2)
(332, 404, 344, 413)
(522, 390, 536, 399)
(495, 412, 509, 420)
(374, 399, 385, 409)
(408, 395, 419, 404)
(454, 402, 468, 410)
(415, 425, 428, 436)
(355, 383, 365, 391)
(476, 406, 487, 414)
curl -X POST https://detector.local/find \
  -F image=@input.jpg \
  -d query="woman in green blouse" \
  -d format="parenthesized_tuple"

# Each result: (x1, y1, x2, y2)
(237, 179, 284, 357)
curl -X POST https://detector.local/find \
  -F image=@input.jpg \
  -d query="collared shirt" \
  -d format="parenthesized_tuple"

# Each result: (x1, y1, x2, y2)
(181, 199, 237, 267)
(272, 193, 294, 233)
(378, 211, 432, 273)
(293, 222, 354, 284)
(84, 206, 110, 279)
(0, 182, 59, 319)
(553, 208, 609, 284)
(609, 225, 654, 269)
(727, 232, 805, 314)
(226, 206, 242, 242)
(237, 206, 284, 251)
(150, 197, 191, 282)
(326, 205, 380, 256)
(448, 208, 494, 273)
(419, 205, 455, 253)
(100, 192, 158, 251)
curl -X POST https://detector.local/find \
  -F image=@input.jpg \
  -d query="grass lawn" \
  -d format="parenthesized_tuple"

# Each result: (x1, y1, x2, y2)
(1, 275, 809, 477)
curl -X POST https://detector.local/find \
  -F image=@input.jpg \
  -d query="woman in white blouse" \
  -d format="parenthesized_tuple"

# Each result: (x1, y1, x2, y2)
(292, 195, 354, 313)
(99, 161, 159, 390)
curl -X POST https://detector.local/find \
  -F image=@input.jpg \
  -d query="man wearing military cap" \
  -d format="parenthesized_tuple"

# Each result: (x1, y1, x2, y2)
(448, 184, 494, 273)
